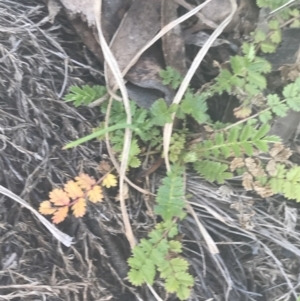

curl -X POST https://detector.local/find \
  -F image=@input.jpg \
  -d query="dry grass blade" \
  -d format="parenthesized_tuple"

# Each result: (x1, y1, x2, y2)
(174, 0, 218, 29)
(183, 170, 219, 254)
(163, 0, 238, 171)
(270, 0, 298, 15)
(186, 202, 219, 254)
(186, 175, 300, 300)
(93, 0, 135, 249)
(147, 284, 164, 301)
(0, 185, 73, 247)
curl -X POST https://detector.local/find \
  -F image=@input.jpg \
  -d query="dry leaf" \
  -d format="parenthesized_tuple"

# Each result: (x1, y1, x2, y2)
(266, 159, 277, 176)
(280, 64, 300, 82)
(87, 185, 103, 203)
(230, 157, 245, 171)
(253, 182, 274, 198)
(49, 188, 70, 206)
(269, 143, 292, 161)
(269, 143, 284, 157)
(245, 158, 266, 177)
(98, 160, 112, 174)
(233, 106, 252, 119)
(75, 173, 96, 190)
(245, 158, 256, 168)
(102, 174, 118, 188)
(161, 0, 186, 76)
(72, 197, 86, 218)
(64, 180, 84, 199)
(106, 0, 162, 91)
(52, 206, 69, 224)
(242, 172, 254, 190)
(39, 201, 57, 215)
(230, 200, 255, 230)
(251, 94, 266, 107)
(240, 214, 255, 230)
(276, 148, 292, 161)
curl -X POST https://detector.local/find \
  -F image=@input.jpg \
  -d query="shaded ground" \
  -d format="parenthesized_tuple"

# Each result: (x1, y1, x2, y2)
(1, 1, 300, 301)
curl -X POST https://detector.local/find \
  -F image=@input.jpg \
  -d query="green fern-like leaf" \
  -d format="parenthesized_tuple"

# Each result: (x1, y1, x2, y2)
(158, 258, 194, 300)
(115, 139, 141, 168)
(213, 69, 233, 94)
(180, 92, 209, 124)
(127, 269, 145, 286)
(249, 57, 272, 74)
(254, 29, 267, 43)
(128, 220, 193, 300)
(64, 85, 107, 107)
(193, 160, 232, 184)
(242, 43, 256, 61)
(128, 237, 160, 285)
(267, 94, 289, 117)
(183, 151, 198, 163)
(268, 164, 300, 202)
(247, 71, 267, 90)
(127, 167, 193, 299)
(154, 167, 186, 221)
(150, 99, 173, 126)
(101, 99, 136, 124)
(259, 110, 273, 123)
(159, 66, 183, 89)
(211, 53, 271, 101)
(260, 41, 277, 53)
(155, 220, 179, 238)
(195, 124, 280, 159)
(98, 98, 163, 165)
(128, 139, 141, 168)
(169, 132, 186, 163)
(169, 240, 182, 253)
(230, 56, 249, 74)
(283, 81, 300, 111)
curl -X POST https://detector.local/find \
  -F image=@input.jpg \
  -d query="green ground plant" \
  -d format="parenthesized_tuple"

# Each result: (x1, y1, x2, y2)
(254, 0, 300, 53)
(127, 167, 193, 300)
(60, 1, 300, 299)
(63, 72, 300, 299)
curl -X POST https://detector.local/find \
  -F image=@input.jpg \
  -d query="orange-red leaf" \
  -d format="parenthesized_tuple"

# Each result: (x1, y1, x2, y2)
(71, 198, 86, 218)
(39, 201, 57, 215)
(102, 174, 117, 188)
(52, 206, 69, 224)
(64, 180, 84, 199)
(87, 185, 103, 203)
(49, 189, 70, 206)
(75, 173, 96, 190)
